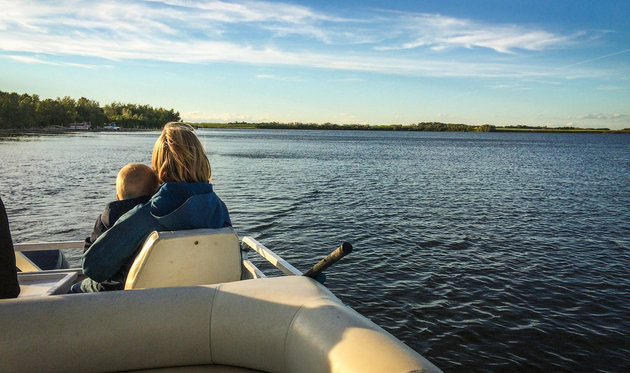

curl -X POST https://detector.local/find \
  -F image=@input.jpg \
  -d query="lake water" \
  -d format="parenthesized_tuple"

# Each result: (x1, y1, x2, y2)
(1, 129, 629, 372)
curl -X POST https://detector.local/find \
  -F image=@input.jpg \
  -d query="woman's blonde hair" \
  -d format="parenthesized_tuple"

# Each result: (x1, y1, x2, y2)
(152, 122, 211, 183)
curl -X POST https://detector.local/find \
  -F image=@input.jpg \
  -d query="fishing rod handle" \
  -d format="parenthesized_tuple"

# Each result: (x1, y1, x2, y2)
(303, 242, 353, 279)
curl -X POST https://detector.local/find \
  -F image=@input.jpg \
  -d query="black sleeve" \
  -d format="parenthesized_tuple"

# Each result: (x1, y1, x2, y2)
(84, 214, 108, 253)
(0, 196, 20, 299)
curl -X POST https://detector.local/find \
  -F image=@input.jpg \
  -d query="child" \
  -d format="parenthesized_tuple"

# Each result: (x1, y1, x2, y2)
(84, 163, 160, 252)
(73, 163, 159, 292)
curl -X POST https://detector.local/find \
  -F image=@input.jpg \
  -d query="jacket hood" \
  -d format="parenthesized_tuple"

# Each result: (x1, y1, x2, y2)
(150, 182, 213, 216)
(149, 182, 231, 231)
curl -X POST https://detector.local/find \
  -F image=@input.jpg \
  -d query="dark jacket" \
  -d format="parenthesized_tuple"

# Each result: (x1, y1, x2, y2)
(82, 182, 231, 285)
(84, 195, 152, 252)
(78, 195, 152, 292)
(0, 196, 19, 299)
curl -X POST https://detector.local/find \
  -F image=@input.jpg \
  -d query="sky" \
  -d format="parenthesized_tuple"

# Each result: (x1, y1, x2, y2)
(1, 0, 629, 129)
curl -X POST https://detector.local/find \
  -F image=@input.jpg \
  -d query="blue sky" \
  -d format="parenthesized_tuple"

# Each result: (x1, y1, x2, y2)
(1, 0, 629, 129)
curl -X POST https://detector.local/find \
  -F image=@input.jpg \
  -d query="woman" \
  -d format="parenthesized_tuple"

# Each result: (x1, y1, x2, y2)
(78, 123, 231, 292)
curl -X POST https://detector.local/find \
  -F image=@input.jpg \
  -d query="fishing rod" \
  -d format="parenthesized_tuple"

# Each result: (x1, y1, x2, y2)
(302, 242, 353, 280)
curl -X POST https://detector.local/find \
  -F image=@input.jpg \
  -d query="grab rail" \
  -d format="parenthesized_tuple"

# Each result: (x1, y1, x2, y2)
(13, 241, 85, 252)
(241, 236, 302, 276)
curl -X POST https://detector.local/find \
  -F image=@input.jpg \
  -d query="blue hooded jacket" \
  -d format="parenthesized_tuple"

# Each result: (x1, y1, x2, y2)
(82, 182, 231, 283)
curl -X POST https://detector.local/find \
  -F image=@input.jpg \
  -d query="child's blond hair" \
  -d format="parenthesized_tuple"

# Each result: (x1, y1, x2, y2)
(116, 163, 159, 200)
(151, 122, 211, 183)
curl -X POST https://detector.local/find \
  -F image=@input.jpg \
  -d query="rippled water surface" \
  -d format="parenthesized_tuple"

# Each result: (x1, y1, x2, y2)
(1, 130, 629, 372)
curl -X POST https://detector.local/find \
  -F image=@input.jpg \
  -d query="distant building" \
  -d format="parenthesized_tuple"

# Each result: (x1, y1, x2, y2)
(66, 122, 91, 130)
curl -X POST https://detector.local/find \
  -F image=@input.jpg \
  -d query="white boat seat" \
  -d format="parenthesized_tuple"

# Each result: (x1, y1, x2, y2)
(0, 276, 442, 372)
(125, 227, 241, 290)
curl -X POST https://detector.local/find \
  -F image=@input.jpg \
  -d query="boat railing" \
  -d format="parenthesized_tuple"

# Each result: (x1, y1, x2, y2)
(13, 242, 84, 296)
(241, 237, 353, 281)
(12, 235, 350, 295)
(13, 237, 302, 278)
(14, 241, 85, 252)
(241, 236, 302, 276)
(13, 241, 83, 272)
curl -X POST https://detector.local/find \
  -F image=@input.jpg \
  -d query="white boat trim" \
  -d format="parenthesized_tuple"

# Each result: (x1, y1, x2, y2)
(14, 240, 84, 252)
(241, 236, 302, 276)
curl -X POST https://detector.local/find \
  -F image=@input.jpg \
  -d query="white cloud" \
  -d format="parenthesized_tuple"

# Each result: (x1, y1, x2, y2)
(373, 12, 575, 53)
(146, 0, 339, 24)
(4, 54, 106, 69)
(487, 83, 532, 90)
(182, 110, 269, 122)
(559, 48, 630, 69)
(597, 85, 627, 91)
(0, 0, 606, 79)
(575, 113, 628, 121)
(255, 74, 303, 82)
(1, 27, 568, 79)
(330, 112, 363, 124)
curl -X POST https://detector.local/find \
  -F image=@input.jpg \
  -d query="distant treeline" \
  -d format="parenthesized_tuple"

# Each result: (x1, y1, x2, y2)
(4, 90, 627, 133)
(198, 121, 630, 133)
(495, 125, 630, 133)
(214, 121, 497, 132)
(0, 90, 180, 129)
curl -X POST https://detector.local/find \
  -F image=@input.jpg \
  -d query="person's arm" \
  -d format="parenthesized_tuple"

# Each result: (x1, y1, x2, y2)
(0, 196, 20, 299)
(82, 205, 159, 283)
(84, 214, 107, 252)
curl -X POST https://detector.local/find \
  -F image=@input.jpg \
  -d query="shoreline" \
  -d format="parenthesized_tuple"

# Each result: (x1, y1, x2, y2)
(0, 127, 157, 138)
(194, 122, 630, 133)
(2, 125, 629, 138)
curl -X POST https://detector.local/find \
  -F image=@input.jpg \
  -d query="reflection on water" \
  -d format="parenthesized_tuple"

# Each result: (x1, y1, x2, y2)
(1, 130, 629, 372)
